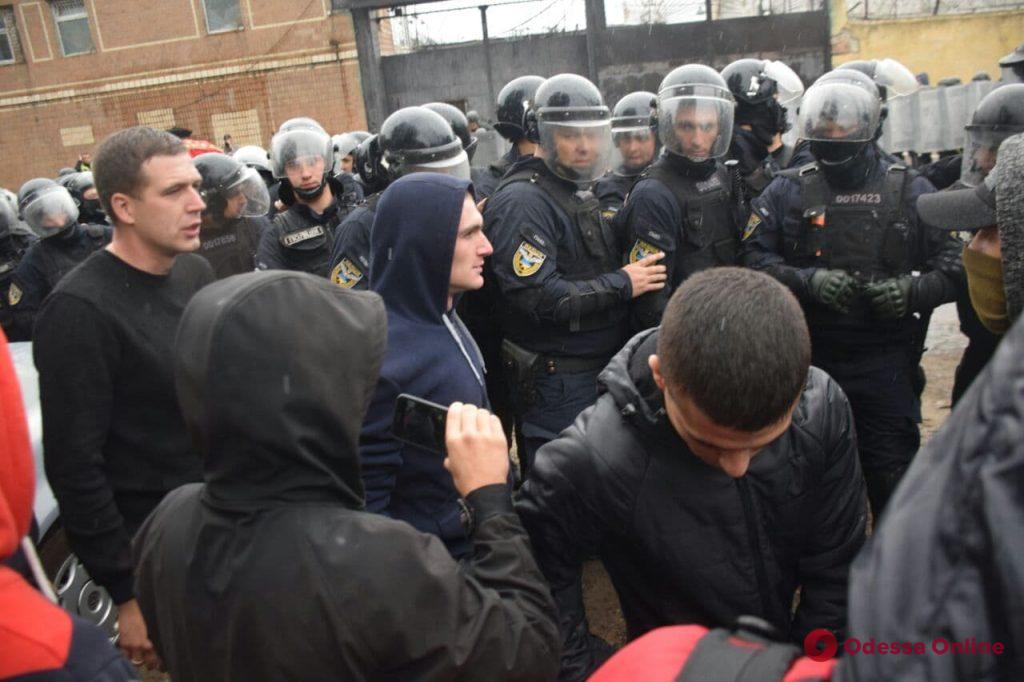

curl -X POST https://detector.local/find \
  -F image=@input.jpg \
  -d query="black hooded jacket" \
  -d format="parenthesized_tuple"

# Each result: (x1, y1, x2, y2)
(133, 271, 560, 682)
(515, 329, 867, 681)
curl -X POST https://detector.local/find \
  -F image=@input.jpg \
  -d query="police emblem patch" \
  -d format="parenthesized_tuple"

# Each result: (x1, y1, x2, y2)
(7, 283, 21, 306)
(742, 212, 762, 241)
(513, 241, 546, 277)
(629, 239, 658, 263)
(331, 258, 364, 289)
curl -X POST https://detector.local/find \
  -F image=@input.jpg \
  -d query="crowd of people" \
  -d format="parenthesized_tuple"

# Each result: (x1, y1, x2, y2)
(1, 43, 1023, 682)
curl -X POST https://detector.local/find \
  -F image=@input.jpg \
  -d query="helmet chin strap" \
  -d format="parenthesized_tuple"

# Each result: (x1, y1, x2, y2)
(293, 176, 328, 201)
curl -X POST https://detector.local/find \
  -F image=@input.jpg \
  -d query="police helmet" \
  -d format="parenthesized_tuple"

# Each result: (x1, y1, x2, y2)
(610, 91, 658, 174)
(960, 83, 1024, 186)
(331, 133, 364, 176)
(0, 196, 17, 241)
(233, 145, 272, 175)
(494, 75, 546, 142)
(18, 178, 79, 238)
(56, 167, 76, 178)
(656, 64, 735, 162)
(721, 59, 804, 107)
(195, 152, 271, 222)
(269, 117, 333, 180)
(353, 134, 387, 194)
(422, 102, 479, 162)
(378, 106, 470, 182)
(527, 73, 613, 184)
(837, 58, 918, 101)
(999, 42, 1024, 83)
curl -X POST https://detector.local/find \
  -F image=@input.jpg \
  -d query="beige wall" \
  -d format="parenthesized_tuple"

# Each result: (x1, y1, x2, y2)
(831, 0, 1024, 83)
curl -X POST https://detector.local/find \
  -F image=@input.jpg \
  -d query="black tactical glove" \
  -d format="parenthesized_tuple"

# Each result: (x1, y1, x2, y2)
(863, 276, 913, 320)
(808, 269, 860, 314)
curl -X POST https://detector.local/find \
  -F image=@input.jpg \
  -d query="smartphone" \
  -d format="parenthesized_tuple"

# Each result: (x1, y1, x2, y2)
(392, 394, 449, 455)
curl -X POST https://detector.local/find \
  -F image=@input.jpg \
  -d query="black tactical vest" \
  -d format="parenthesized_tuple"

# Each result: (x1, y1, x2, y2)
(637, 161, 741, 286)
(272, 206, 339, 277)
(495, 168, 625, 333)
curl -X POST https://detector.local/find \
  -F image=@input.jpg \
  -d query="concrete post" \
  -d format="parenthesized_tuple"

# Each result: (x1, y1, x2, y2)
(583, 0, 606, 85)
(480, 6, 497, 115)
(352, 8, 388, 130)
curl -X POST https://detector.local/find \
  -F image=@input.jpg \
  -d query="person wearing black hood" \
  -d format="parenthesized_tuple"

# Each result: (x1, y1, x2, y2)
(617, 64, 746, 333)
(133, 270, 560, 682)
(6, 178, 111, 341)
(359, 172, 494, 559)
(592, 91, 658, 218)
(485, 74, 666, 472)
(194, 153, 270, 279)
(473, 75, 545, 199)
(255, 117, 362, 276)
(59, 171, 108, 225)
(741, 69, 963, 518)
(721, 59, 804, 200)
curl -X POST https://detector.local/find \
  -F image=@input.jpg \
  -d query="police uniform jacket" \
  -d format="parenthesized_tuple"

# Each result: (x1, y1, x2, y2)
(516, 329, 867, 681)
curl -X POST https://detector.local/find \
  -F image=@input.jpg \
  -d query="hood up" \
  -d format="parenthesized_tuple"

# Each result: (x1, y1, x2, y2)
(0, 329, 33, 559)
(996, 133, 1024, 323)
(174, 271, 387, 510)
(369, 173, 474, 322)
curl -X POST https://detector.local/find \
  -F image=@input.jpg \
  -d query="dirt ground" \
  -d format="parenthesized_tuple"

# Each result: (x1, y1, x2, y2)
(139, 306, 968, 679)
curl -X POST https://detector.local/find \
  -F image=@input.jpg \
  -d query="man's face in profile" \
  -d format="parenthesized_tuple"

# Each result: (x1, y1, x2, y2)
(118, 152, 205, 256)
(650, 354, 794, 478)
(673, 106, 720, 159)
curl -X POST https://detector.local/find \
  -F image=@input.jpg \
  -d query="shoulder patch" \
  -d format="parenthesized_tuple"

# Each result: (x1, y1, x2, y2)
(7, 283, 21, 306)
(513, 241, 546, 277)
(629, 239, 659, 263)
(742, 211, 763, 241)
(330, 258, 364, 288)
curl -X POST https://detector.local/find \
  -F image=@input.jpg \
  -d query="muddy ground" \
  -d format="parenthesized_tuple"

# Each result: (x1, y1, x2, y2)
(140, 305, 969, 678)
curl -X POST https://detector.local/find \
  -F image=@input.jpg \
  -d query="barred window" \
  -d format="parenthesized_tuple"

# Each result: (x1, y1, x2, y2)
(203, 0, 243, 34)
(0, 7, 21, 64)
(51, 0, 93, 57)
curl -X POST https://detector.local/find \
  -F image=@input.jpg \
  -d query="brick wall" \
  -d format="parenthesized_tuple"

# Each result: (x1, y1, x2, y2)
(0, 0, 367, 189)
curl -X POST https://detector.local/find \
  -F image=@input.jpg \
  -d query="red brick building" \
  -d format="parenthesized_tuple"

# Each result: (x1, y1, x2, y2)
(0, 0, 379, 189)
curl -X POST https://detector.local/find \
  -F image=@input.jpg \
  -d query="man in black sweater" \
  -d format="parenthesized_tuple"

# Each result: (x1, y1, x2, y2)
(33, 127, 214, 671)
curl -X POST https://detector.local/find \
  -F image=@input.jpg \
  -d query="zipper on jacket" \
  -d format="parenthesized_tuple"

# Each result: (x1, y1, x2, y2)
(737, 477, 773, 620)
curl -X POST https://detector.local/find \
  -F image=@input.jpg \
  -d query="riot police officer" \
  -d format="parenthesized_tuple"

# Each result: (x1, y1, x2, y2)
(58, 171, 107, 225)
(0, 198, 36, 336)
(1000, 42, 1024, 84)
(6, 178, 111, 340)
(592, 91, 658, 217)
(233, 144, 279, 220)
(617, 64, 745, 332)
(328, 106, 469, 290)
(740, 70, 962, 517)
(484, 73, 666, 470)
(721, 58, 804, 199)
(194, 153, 271, 279)
(255, 118, 362, 276)
(474, 76, 545, 198)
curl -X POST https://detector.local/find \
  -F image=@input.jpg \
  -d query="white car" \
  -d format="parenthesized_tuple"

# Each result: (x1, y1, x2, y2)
(11, 341, 119, 640)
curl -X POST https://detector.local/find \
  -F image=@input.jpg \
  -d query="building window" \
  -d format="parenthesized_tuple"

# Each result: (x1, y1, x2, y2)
(203, 0, 243, 34)
(0, 7, 22, 64)
(51, 0, 93, 56)
(330, 0, 347, 13)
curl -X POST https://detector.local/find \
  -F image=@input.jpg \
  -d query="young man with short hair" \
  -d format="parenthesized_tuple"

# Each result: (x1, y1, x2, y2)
(34, 126, 214, 669)
(516, 267, 867, 681)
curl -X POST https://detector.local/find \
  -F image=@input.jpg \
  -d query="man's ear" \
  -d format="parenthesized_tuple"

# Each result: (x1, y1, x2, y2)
(109, 192, 134, 227)
(649, 354, 666, 391)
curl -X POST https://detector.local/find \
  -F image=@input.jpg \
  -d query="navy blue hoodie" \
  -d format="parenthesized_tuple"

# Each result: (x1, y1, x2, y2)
(361, 173, 489, 558)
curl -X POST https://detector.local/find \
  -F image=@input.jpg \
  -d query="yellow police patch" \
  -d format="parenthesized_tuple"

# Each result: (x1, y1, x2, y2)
(7, 283, 21, 306)
(330, 258, 363, 289)
(742, 211, 762, 241)
(513, 241, 546, 277)
(629, 239, 658, 264)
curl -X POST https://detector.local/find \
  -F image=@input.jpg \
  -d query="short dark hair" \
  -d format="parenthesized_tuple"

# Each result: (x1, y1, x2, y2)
(93, 127, 186, 224)
(657, 267, 810, 431)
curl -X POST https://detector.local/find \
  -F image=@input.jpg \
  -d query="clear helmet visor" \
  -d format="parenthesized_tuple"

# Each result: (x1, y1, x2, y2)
(270, 129, 332, 179)
(404, 149, 472, 181)
(875, 58, 920, 98)
(23, 187, 78, 237)
(538, 120, 614, 185)
(610, 127, 657, 174)
(960, 126, 1021, 186)
(223, 167, 272, 218)
(797, 82, 880, 143)
(658, 96, 734, 162)
(764, 61, 805, 107)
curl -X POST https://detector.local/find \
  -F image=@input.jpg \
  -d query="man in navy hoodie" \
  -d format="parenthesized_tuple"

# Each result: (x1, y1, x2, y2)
(360, 172, 495, 559)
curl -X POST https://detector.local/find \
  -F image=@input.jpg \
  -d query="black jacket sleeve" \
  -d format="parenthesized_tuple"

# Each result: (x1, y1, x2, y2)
(790, 372, 868, 643)
(354, 483, 562, 681)
(740, 178, 818, 299)
(619, 179, 679, 331)
(34, 293, 136, 604)
(515, 423, 620, 682)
